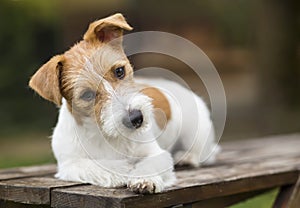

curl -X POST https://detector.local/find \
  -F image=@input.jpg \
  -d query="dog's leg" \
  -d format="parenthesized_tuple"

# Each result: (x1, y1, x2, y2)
(127, 142, 176, 194)
(55, 158, 131, 188)
(174, 124, 220, 167)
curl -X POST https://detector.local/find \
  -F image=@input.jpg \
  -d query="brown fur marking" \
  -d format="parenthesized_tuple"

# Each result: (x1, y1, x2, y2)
(142, 87, 171, 129)
(84, 13, 132, 43)
(29, 55, 64, 106)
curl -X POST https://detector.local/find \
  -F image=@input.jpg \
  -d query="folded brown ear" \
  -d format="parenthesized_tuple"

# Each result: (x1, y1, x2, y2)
(29, 55, 64, 106)
(83, 13, 133, 43)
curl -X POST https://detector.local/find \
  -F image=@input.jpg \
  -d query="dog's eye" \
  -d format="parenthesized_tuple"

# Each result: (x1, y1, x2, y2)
(80, 90, 96, 101)
(114, 66, 125, 79)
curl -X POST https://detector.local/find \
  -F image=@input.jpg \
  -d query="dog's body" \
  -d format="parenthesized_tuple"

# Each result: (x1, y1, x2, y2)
(29, 13, 219, 194)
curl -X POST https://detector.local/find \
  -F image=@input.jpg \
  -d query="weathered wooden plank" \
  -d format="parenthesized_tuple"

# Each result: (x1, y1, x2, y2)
(0, 134, 299, 207)
(0, 176, 82, 205)
(51, 156, 300, 208)
(51, 171, 298, 208)
(288, 174, 300, 208)
(0, 164, 56, 181)
(273, 185, 295, 208)
(122, 172, 298, 208)
(52, 187, 272, 208)
(177, 157, 300, 186)
(182, 189, 272, 208)
(51, 186, 130, 208)
(48, 135, 300, 207)
(217, 134, 300, 165)
(273, 173, 300, 208)
(0, 199, 50, 208)
(289, 176, 300, 208)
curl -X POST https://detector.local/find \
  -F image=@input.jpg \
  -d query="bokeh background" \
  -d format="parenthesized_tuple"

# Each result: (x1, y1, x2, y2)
(0, 0, 299, 170)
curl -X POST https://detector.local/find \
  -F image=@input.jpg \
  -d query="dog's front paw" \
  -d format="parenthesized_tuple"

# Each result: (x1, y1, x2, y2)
(128, 180, 156, 194)
(128, 177, 165, 194)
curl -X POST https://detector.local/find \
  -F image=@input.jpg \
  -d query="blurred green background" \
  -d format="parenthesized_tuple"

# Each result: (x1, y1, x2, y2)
(0, 0, 299, 206)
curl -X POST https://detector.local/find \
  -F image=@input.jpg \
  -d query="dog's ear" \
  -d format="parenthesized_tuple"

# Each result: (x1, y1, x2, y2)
(29, 55, 64, 106)
(83, 13, 133, 44)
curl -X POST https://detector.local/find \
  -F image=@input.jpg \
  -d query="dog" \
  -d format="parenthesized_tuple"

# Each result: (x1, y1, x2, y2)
(29, 13, 219, 194)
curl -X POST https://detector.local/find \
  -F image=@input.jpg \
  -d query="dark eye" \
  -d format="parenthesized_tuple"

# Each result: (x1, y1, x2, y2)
(114, 66, 125, 79)
(80, 90, 96, 101)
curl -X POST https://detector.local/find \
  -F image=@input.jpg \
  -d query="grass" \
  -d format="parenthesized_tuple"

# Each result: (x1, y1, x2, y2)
(229, 188, 279, 208)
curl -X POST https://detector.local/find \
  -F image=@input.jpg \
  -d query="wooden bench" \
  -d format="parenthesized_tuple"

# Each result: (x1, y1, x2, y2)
(0, 134, 299, 208)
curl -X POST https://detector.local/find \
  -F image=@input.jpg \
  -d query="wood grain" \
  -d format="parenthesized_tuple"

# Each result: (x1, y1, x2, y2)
(51, 170, 298, 208)
(0, 176, 81, 205)
(0, 199, 50, 208)
(51, 154, 300, 207)
(0, 164, 56, 181)
(0, 134, 299, 207)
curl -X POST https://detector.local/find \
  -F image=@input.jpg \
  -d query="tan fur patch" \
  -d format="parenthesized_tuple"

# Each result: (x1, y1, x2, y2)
(141, 87, 171, 129)
(29, 55, 64, 106)
(84, 13, 132, 43)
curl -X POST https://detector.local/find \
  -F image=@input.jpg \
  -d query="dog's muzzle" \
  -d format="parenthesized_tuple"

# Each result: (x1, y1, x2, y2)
(122, 109, 143, 129)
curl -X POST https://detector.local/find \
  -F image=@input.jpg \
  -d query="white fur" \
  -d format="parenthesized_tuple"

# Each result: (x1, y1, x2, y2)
(135, 78, 220, 166)
(52, 77, 219, 193)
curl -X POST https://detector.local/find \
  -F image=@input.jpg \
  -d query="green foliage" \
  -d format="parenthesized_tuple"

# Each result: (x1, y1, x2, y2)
(0, 0, 61, 135)
(0, 154, 55, 169)
(0, 130, 55, 168)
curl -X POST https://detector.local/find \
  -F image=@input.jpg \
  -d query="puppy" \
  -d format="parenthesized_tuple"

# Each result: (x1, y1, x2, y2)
(29, 13, 219, 194)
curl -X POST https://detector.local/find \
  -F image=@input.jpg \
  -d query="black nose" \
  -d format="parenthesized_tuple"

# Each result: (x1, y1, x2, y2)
(122, 109, 143, 129)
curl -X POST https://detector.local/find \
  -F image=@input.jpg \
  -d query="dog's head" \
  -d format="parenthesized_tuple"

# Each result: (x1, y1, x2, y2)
(29, 13, 156, 139)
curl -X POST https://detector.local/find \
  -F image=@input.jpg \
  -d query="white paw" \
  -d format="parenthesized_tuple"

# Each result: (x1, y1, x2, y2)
(128, 180, 156, 194)
(128, 177, 164, 194)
